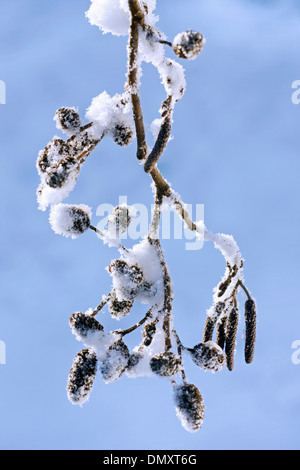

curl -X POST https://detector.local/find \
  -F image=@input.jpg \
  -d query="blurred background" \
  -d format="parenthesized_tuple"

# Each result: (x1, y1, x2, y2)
(0, 0, 300, 450)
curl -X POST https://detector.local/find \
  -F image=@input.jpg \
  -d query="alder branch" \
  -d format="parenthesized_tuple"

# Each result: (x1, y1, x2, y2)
(127, 0, 148, 161)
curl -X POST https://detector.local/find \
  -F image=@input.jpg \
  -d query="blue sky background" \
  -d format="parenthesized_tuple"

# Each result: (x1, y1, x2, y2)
(1, 0, 300, 450)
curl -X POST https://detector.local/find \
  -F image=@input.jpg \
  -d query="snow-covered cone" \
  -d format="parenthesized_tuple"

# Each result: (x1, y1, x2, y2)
(109, 291, 134, 319)
(190, 341, 224, 372)
(36, 137, 70, 175)
(69, 312, 104, 341)
(173, 30, 205, 60)
(143, 321, 157, 347)
(85, 91, 135, 145)
(112, 123, 134, 146)
(108, 260, 144, 300)
(100, 340, 130, 383)
(67, 348, 98, 405)
(54, 107, 82, 135)
(49, 203, 92, 239)
(46, 156, 79, 189)
(150, 352, 180, 377)
(107, 205, 132, 238)
(173, 383, 205, 433)
(127, 351, 143, 371)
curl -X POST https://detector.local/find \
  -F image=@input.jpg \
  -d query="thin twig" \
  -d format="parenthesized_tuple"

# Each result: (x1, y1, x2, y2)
(113, 307, 153, 336)
(89, 225, 129, 254)
(90, 292, 113, 317)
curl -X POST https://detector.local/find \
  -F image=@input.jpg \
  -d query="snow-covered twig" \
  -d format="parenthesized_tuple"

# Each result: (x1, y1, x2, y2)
(36, 0, 257, 433)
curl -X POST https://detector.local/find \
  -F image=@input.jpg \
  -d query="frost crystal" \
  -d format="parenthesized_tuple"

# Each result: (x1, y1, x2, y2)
(49, 203, 92, 239)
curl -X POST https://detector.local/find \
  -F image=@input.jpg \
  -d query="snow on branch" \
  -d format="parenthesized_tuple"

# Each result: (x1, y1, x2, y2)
(36, 0, 257, 433)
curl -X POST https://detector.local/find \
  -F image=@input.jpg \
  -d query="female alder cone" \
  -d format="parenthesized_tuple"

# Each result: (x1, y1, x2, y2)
(100, 340, 130, 383)
(108, 259, 145, 300)
(109, 292, 134, 319)
(69, 312, 103, 340)
(190, 341, 224, 372)
(127, 351, 143, 371)
(112, 123, 134, 147)
(150, 352, 180, 377)
(37, 138, 70, 174)
(54, 107, 82, 134)
(49, 203, 92, 239)
(143, 321, 157, 347)
(46, 156, 79, 189)
(173, 30, 205, 60)
(107, 205, 132, 238)
(173, 384, 205, 433)
(67, 348, 98, 405)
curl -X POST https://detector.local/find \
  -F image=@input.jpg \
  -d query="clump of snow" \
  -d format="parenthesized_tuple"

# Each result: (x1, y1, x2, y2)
(37, 176, 79, 212)
(138, 29, 186, 104)
(86, 91, 135, 144)
(108, 237, 164, 305)
(49, 203, 92, 239)
(86, 0, 130, 36)
(86, 0, 158, 36)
